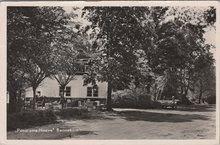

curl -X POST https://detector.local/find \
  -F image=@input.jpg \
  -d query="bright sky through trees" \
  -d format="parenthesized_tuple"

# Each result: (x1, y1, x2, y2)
(63, 6, 216, 59)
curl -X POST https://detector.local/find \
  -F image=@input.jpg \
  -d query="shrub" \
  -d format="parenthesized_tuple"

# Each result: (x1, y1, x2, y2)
(112, 90, 160, 109)
(7, 110, 56, 131)
(206, 95, 216, 104)
(55, 108, 88, 119)
(66, 101, 78, 107)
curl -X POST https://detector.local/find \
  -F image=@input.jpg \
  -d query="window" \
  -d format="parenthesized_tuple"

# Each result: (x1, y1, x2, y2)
(87, 86, 98, 97)
(65, 87, 71, 96)
(87, 87, 92, 97)
(59, 86, 71, 97)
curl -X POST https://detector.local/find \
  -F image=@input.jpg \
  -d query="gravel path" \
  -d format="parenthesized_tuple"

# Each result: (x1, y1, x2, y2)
(7, 105, 216, 139)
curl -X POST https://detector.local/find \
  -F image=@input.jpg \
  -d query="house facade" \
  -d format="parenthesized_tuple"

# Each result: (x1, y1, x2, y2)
(25, 75, 107, 99)
(24, 51, 108, 104)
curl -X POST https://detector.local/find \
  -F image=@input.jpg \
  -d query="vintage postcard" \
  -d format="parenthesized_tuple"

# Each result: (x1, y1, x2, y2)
(0, 1, 219, 145)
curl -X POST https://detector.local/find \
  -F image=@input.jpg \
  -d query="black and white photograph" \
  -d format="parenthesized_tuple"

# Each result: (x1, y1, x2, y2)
(0, 1, 219, 144)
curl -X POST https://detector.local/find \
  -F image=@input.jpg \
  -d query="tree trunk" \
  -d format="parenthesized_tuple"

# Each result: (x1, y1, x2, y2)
(16, 89, 23, 112)
(32, 87, 37, 110)
(105, 15, 113, 112)
(61, 86, 65, 109)
(198, 79, 203, 104)
(180, 84, 184, 96)
(8, 89, 17, 113)
(106, 81, 113, 111)
(181, 84, 191, 105)
(181, 94, 192, 105)
(180, 68, 184, 96)
(154, 84, 157, 100)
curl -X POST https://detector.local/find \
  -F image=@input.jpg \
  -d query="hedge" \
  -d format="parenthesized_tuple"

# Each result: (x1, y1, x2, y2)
(112, 90, 161, 109)
(55, 108, 88, 119)
(7, 110, 56, 131)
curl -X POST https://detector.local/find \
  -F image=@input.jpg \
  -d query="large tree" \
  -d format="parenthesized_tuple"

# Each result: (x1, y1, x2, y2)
(7, 7, 70, 110)
(7, 7, 32, 113)
(150, 6, 216, 103)
(52, 11, 91, 108)
(193, 46, 215, 103)
(52, 43, 78, 109)
(82, 7, 157, 111)
(22, 48, 56, 109)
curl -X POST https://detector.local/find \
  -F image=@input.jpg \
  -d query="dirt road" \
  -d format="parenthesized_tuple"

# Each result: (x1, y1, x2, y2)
(7, 105, 216, 139)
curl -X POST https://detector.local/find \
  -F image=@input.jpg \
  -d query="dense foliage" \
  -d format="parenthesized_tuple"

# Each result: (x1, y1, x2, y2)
(7, 7, 78, 111)
(82, 6, 216, 109)
(55, 108, 88, 119)
(81, 7, 159, 110)
(7, 6, 216, 113)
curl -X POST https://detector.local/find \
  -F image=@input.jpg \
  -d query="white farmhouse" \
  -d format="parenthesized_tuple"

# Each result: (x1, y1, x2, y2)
(24, 51, 107, 105)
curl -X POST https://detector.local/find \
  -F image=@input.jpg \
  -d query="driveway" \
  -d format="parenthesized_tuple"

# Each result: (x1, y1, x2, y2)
(7, 105, 216, 139)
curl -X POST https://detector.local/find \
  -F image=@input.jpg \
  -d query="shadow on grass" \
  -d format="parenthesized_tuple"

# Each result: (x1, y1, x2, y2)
(61, 111, 115, 121)
(177, 105, 216, 112)
(72, 130, 97, 136)
(114, 110, 210, 123)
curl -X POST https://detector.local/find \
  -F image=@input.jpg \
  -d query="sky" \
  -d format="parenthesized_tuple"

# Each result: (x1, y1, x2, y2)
(204, 27, 216, 46)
